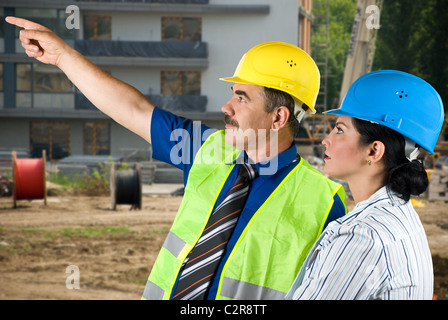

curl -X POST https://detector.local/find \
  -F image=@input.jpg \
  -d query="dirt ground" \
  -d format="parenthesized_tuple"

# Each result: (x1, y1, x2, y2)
(0, 189, 447, 300)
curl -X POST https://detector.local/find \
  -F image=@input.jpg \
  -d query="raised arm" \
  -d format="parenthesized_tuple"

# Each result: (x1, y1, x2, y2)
(6, 16, 154, 143)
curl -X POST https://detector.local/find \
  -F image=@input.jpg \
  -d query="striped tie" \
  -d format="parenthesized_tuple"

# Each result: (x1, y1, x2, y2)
(172, 163, 258, 300)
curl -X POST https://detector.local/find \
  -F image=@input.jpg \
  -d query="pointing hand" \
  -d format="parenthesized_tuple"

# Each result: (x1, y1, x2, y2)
(5, 16, 71, 66)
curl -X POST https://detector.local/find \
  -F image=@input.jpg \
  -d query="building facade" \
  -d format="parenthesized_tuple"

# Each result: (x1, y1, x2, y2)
(0, 0, 310, 161)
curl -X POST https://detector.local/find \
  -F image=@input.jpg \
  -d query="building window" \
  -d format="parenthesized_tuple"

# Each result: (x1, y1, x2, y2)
(162, 17, 201, 41)
(83, 122, 110, 155)
(30, 121, 71, 160)
(84, 16, 112, 40)
(15, 63, 74, 108)
(161, 71, 200, 96)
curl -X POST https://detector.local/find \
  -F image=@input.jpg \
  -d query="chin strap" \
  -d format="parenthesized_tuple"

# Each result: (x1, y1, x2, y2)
(408, 147, 421, 161)
(294, 100, 307, 123)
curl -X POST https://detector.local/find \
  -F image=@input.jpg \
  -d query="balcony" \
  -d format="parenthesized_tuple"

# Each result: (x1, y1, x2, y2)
(7, 0, 268, 14)
(146, 94, 207, 112)
(76, 0, 210, 3)
(76, 92, 207, 113)
(75, 40, 207, 58)
(75, 40, 208, 68)
(1, 92, 207, 119)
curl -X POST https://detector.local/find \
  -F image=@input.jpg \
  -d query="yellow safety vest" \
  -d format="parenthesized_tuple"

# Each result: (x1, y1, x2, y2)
(142, 131, 347, 300)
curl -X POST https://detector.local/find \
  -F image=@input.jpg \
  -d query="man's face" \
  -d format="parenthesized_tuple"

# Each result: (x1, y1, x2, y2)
(221, 83, 274, 151)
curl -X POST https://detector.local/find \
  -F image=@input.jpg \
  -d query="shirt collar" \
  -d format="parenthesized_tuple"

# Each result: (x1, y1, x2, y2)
(231, 143, 299, 179)
(337, 186, 399, 225)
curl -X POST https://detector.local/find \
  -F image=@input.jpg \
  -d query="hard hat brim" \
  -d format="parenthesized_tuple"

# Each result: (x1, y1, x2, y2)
(219, 76, 251, 85)
(219, 76, 317, 114)
(323, 109, 436, 154)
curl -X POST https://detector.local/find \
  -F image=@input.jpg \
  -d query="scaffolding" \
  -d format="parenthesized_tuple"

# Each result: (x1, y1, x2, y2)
(295, 0, 331, 149)
(298, 0, 383, 146)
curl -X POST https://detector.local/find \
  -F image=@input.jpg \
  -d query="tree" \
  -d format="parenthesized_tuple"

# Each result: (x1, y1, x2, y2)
(373, 0, 448, 112)
(372, 0, 424, 72)
(414, 0, 448, 111)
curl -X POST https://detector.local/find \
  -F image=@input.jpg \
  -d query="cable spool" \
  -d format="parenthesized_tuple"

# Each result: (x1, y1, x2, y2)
(12, 150, 47, 208)
(110, 163, 142, 210)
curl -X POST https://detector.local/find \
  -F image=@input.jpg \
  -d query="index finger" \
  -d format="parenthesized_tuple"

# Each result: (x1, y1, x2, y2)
(5, 16, 50, 32)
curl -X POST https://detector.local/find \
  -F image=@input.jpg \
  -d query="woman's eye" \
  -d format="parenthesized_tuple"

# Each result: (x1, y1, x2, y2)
(336, 126, 343, 134)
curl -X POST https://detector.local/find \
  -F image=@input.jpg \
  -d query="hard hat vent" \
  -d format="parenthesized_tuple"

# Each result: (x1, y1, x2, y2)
(396, 90, 408, 98)
(286, 60, 297, 68)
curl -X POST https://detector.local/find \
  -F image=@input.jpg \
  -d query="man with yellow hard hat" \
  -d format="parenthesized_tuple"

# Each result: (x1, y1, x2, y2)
(8, 16, 347, 300)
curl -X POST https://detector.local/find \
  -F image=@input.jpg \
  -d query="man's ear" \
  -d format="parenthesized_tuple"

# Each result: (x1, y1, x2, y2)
(272, 106, 290, 130)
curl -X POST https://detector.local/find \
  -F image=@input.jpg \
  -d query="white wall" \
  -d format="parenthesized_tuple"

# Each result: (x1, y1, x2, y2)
(203, 0, 299, 112)
(95, 0, 299, 113)
(110, 122, 149, 155)
(0, 119, 30, 150)
(111, 66, 160, 96)
(111, 11, 161, 42)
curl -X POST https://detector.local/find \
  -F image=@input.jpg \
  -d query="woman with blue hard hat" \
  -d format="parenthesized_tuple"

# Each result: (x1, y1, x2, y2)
(286, 70, 445, 300)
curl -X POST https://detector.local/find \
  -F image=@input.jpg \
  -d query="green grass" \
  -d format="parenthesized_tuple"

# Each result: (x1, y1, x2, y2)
(1, 226, 133, 242)
(0, 226, 134, 255)
(26, 226, 132, 239)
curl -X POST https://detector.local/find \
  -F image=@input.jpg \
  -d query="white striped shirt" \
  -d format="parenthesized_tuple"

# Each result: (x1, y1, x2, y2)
(286, 187, 433, 300)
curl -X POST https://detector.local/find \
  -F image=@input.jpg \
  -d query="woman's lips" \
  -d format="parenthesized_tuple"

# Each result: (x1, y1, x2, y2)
(324, 153, 331, 160)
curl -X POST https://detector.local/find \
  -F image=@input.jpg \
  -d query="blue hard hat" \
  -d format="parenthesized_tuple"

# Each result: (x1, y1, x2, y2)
(324, 70, 445, 154)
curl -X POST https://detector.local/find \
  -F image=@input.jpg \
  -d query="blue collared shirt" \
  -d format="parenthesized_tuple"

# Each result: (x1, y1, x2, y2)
(151, 107, 346, 299)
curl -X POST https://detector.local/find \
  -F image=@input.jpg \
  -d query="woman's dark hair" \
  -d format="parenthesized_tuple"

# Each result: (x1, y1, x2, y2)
(352, 118, 428, 202)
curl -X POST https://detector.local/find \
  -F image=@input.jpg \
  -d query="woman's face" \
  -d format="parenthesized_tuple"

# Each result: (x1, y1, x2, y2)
(321, 116, 369, 181)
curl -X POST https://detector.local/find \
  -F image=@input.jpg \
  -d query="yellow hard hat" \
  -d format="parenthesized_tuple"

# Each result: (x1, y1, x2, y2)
(220, 41, 320, 114)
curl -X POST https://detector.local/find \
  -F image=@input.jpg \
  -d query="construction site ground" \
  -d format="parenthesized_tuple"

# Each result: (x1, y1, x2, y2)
(0, 184, 447, 300)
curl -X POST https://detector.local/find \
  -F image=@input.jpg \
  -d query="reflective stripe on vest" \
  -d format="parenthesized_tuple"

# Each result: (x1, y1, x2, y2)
(142, 281, 164, 300)
(163, 231, 186, 259)
(141, 231, 187, 299)
(220, 277, 286, 300)
(142, 130, 347, 300)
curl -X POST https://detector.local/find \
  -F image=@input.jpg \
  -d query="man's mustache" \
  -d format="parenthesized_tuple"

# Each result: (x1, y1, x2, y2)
(224, 115, 239, 128)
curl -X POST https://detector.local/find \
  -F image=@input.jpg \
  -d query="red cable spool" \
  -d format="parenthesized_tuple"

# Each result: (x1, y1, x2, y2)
(12, 150, 47, 208)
